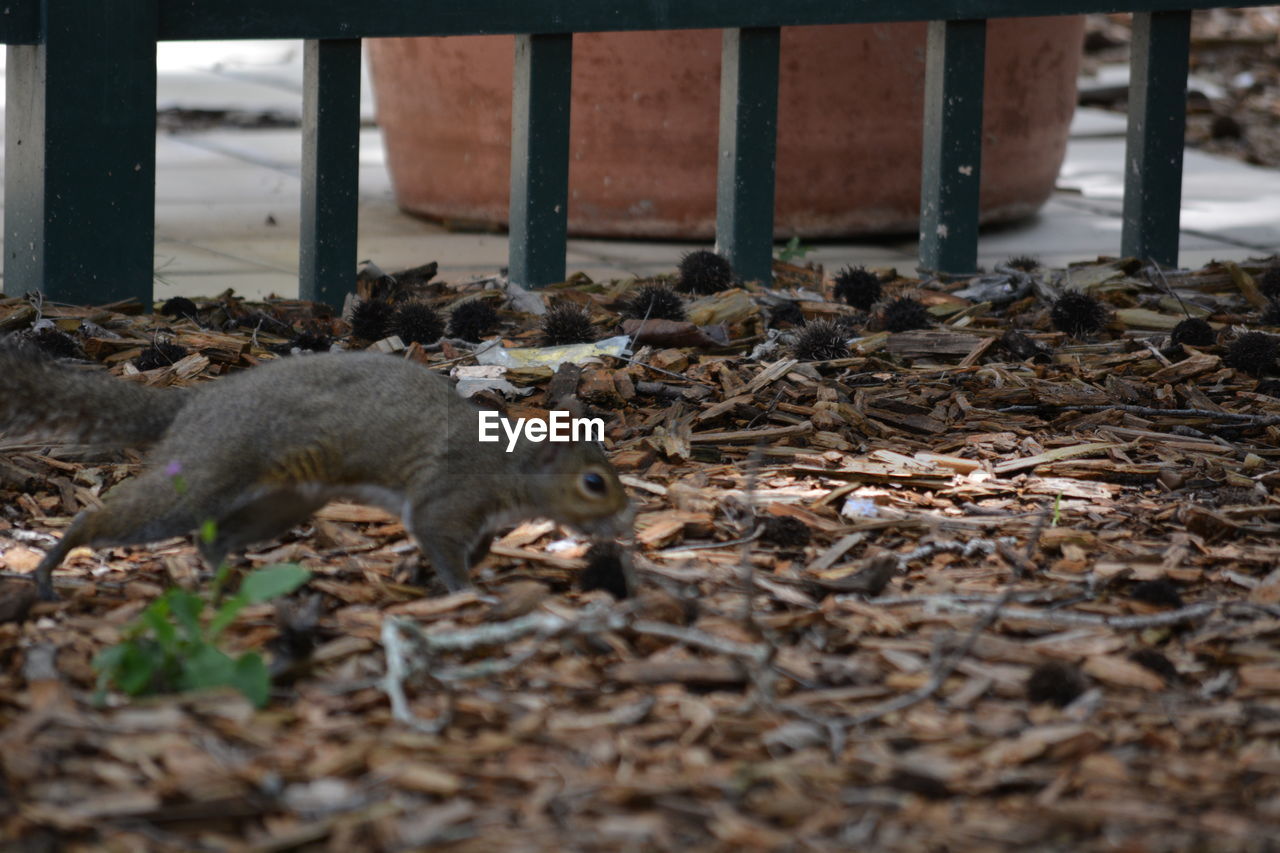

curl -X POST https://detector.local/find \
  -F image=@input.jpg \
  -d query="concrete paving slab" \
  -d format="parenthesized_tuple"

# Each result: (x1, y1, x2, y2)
(154, 239, 288, 276)
(154, 270, 301, 302)
(1057, 136, 1280, 253)
(1067, 106, 1128, 138)
(156, 203, 300, 246)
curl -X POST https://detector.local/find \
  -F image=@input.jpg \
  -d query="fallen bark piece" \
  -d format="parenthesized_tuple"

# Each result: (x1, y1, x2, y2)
(1082, 654, 1167, 691)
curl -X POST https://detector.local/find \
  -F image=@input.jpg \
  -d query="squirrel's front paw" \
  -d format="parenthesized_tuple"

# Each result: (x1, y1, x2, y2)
(403, 562, 472, 596)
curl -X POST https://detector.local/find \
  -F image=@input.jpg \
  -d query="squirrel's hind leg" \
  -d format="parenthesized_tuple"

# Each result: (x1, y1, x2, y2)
(32, 514, 92, 600)
(32, 473, 207, 600)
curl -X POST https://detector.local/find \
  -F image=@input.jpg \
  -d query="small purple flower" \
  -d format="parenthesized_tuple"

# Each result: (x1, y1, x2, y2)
(165, 459, 183, 477)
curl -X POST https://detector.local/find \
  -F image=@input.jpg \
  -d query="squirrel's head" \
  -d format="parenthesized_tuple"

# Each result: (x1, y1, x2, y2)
(530, 442, 632, 538)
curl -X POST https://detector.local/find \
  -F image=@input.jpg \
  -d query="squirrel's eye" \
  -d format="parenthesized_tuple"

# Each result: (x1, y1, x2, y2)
(581, 471, 607, 495)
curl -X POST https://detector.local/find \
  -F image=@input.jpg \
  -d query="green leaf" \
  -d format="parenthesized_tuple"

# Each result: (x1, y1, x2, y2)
(239, 564, 311, 604)
(116, 642, 166, 695)
(775, 235, 809, 263)
(230, 653, 270, 708)
(140, 601, 178, 649)
(206, 595, 248, 642)
(199, 518, 218, 546)
(178, 643, 236, 692)
(92, 643, 129, 689)
(168, 590, 206, 643)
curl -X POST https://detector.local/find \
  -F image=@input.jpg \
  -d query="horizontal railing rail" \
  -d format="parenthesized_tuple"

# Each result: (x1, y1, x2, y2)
(2, 2, 1273, 308)
(2, 1, 1265, 44)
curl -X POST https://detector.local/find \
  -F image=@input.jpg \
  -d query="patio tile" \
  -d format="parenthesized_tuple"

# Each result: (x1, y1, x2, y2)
(153, 270, 301, 302)
(156, 202, 300, 243)
(1067, 106, 1127, 138)
(153, 240, 284, 276)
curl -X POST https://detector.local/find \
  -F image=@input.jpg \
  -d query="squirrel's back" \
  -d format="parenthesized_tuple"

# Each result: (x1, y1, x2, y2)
(155, 352, 477, 485)
(0, 347, 471, 455)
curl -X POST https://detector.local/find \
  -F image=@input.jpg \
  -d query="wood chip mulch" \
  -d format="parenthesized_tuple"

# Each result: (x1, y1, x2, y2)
(3, 253, 1280, 851)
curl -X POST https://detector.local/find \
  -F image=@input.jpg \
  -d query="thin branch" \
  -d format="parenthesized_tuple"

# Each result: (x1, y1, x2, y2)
(658, 528, 762, 554)
(870, 589, 1069, 608)
(870, 595, 1222, 630)
(381, 617, 452, 734)
(629, 619, 771, 666)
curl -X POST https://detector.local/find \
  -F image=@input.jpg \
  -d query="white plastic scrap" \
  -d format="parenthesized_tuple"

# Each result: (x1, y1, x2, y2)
(450, 364, 533, 399)
(475, 334, 631, 371)
(840, 497, 881, 519)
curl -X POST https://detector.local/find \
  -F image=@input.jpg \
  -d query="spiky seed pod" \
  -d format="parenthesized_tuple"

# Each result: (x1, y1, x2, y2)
(1130, 578, 1183, 609)
(1026, 661, 1086, 708)
(290, 332, 332, 353)
(389, 301, 445, 346)
(832, 313, 864, 337)
(1255, 379, 1280, 398)
(832, 265, 882, 311)
(767, 300, 805, 329)
(676, 250, 733, 295)
(158, 296, 199, 320)
(541, 303, 597, 346)
(792, 318, 849, 361)
(1224, 331, 1280, 376)
(578, 542, 631, 599)
(28, 327, 82, 360)
(882, 296, 931, 333)
(447, 300, 500, 342)
(134, 342, 190, 371)
(760, 515, 811, 548)
(1258, 267, 1280, 300)
(1049, 291, 1109, 337)
(1005, 255, 1040, 272)
(1129, 649, 1179, 683)
(622, 283, 686, 322)
(1170, 317, 1216, 348)
(1210, 114, 1243, 141)
(349, 298, 395, 341)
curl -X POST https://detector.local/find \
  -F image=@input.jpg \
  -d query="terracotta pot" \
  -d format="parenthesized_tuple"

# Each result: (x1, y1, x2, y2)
(367, 19, 1085, 239)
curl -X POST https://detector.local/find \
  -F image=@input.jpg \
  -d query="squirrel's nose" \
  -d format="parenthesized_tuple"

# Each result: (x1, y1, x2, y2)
(582, 503, 633, 540)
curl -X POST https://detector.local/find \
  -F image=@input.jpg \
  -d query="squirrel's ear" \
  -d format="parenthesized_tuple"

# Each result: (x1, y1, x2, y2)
(530, 440, 570, 471)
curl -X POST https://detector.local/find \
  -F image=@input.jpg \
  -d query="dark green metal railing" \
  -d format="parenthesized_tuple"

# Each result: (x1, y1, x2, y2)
(0, 2, 1269, 307)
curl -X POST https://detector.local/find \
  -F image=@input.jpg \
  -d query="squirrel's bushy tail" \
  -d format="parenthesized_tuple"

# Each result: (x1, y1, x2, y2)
(0, 345, 188, 446)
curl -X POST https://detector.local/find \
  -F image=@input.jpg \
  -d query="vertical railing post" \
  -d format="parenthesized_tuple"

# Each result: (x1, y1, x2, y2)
(919, 18, 987, 277)
(715, 26, 780, 287)
(1121, 11, 1191, 267)
(4, 0, 157, 305)
(300, 38, 362, 309)
(509, 33, 573, 289)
